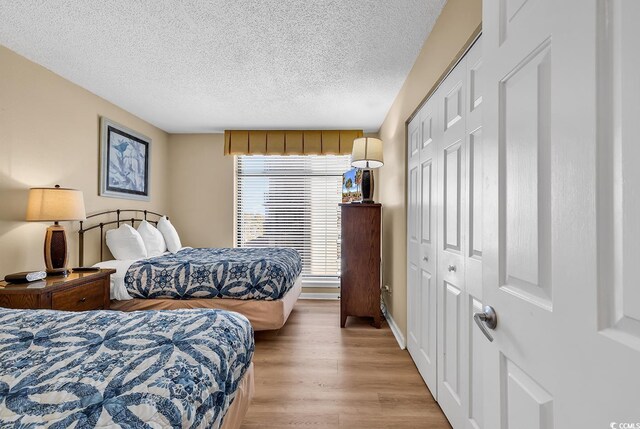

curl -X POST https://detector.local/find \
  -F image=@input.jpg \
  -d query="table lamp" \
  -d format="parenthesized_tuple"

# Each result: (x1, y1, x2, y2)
(351, 137, 384, 203)
(26, 185, 86, 276)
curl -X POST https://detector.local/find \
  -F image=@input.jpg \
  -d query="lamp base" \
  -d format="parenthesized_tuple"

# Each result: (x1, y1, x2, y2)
(46, 268, 69, 277)
(44, 223, 69, 276)
(360, 169, 375, 204)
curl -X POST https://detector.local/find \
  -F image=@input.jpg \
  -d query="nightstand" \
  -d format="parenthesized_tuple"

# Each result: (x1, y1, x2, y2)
(0, 269, 115, 311)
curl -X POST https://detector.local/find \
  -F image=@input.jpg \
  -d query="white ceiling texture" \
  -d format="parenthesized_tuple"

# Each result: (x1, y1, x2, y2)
(0, 0, 446, 133)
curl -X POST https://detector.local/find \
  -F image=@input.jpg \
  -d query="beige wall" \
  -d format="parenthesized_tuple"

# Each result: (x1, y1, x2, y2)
(168, 133, 235, 248)
(378, 0, 482, 338)
(0, 45, 170, 276)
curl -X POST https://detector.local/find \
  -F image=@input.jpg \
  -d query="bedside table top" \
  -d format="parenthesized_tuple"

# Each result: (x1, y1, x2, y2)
(0, 269, 116, 293)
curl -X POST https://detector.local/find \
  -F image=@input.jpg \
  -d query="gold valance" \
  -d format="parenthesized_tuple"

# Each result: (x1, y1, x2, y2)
(224, 130, 364, 156)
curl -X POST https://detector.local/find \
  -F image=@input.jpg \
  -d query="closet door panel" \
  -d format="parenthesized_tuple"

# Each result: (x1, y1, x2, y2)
(409, 121, 421, 163)
(408, 259, 420, 348)
(468, 129, 483, 261)
(408, 163, 420, 249)
(419, 268, 435, 367)
(418, 96, 439, 394)
(421, 160, 433, 246)
(444, 141, 463, 252)
(407, 117, 424, 378)
(443, 281, 462, 400)
(464, 39, 484, 429)
(465, 39, 484, 302)
(407, 158, 421, 349)
(437, 57, 468, 429)
(467, 296, 484, 429)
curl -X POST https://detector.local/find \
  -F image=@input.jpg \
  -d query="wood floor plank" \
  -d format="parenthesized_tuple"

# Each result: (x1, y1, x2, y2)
(240, 300, 451, 428)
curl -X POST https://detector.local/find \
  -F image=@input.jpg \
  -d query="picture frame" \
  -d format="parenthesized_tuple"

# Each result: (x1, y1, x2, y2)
(342, 167, 362, 203)
(100, 117, 151, 201)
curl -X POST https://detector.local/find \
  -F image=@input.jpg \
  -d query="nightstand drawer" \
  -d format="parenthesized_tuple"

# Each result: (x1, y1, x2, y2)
(52, 281, 105, 311)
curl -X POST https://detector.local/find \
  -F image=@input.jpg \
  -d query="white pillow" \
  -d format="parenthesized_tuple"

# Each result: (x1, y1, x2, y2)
(137, 220, 167, 257)
(157, 216, 182, 253)
(105, 224, 147, 260)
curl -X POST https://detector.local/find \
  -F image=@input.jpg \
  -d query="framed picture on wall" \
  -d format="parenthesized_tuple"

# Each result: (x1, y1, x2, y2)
(100, 117, 151, 201)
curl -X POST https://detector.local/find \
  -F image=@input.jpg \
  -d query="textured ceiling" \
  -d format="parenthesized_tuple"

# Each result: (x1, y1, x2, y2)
(0, 0, 446, 133)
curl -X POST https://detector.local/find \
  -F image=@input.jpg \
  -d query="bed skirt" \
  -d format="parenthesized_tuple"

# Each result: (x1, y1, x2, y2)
(110, 276, 302, 330)
(221, 363, 255, 429)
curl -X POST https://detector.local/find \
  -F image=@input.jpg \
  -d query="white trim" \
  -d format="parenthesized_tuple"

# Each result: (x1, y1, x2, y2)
(300, 292, 340, 300)
(382, 301, 406, 349)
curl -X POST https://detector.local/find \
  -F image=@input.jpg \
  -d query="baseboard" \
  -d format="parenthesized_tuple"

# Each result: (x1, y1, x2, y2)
(300, 292, 340, 300)
(382, 301, 406, 350)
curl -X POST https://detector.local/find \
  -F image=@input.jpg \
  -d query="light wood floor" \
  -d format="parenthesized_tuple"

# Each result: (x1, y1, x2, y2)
(240, 300, 452, 429)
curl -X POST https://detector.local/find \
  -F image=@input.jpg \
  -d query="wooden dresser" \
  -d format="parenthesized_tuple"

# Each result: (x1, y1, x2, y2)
(0, 269, 115, 311)
(340, 203, 382, 328)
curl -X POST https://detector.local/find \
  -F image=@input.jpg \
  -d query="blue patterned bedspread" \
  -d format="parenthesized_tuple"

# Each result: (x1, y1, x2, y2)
(0, 308, 254, 428)
(125, 247, 302, 301)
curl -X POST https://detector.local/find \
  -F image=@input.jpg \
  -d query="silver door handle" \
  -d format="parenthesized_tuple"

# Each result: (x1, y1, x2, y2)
(473, 305, 497, 342)
(448, 265, 456, 272)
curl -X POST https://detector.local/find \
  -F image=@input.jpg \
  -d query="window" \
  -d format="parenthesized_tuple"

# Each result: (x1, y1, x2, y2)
(235, 155, 351, 282)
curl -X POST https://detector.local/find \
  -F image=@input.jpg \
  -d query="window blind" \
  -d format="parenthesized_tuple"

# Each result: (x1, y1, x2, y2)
(235, 155, 351, 279)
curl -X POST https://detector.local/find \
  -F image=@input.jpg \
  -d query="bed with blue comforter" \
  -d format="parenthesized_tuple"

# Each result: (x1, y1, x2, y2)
(0, 307, 254, 428)
(124, 247, 302, 301)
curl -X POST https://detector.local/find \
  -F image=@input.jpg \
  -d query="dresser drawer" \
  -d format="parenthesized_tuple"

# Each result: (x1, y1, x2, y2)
(52, 281, 105, 311)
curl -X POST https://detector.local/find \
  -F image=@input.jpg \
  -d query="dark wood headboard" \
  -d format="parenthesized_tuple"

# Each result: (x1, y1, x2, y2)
(77, 209, 166, 266)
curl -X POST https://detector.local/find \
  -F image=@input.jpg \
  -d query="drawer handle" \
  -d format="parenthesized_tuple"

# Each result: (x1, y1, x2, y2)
(79, 297, 87, 303)
(448, 265, 457, 272)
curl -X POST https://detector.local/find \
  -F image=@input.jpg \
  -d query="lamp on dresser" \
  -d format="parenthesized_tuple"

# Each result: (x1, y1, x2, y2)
(351, 137, 384, 203)
(26, 185, 86, 276)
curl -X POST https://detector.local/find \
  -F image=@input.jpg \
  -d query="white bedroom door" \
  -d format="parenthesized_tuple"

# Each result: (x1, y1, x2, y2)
(481, 0, 640, 427)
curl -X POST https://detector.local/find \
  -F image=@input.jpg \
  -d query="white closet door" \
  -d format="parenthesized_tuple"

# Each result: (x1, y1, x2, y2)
(407, 99, 438, 393)
(407, 117, 422, 378)
(482, 0, 640, 427)
(462, 39, 484, 429)
(408, 38, 484, 428)
(436, 55, 468, 429)
(415, 96, 440, 395)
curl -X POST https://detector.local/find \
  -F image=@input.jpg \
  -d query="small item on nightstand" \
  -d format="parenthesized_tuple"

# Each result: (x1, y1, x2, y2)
(4, 271, 47, 283)
(72, 267, 101, 272)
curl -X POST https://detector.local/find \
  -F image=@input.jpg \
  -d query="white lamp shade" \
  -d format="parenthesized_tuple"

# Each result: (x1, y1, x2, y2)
(26, 186, 86, 222)
(351, 137, 384, 169)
